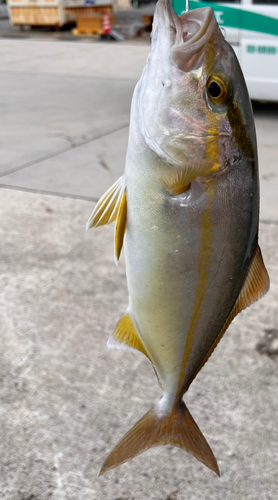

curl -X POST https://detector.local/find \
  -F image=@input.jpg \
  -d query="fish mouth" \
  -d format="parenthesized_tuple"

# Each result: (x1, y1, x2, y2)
(156, 0, 216, 71)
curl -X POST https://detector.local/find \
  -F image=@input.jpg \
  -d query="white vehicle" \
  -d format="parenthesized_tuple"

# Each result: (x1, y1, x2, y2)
(173, 0, 278, 101)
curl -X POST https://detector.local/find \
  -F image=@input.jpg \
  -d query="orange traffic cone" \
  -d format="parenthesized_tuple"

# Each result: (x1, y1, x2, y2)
(100, 9, 121, 41)
(102, 12, 111, 35)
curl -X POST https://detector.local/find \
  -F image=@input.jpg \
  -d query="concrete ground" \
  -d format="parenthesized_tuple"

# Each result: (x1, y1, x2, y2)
(0, 39, 278, 500)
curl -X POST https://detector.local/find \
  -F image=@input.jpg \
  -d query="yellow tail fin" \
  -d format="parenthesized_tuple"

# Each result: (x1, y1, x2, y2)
(99, 402, 219, 476)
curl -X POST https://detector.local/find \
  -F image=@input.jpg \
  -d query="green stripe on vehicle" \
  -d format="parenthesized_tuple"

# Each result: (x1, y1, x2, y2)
(172, 0, 278, 37)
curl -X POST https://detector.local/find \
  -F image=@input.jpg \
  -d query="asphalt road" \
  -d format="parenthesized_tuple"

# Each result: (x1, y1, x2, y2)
(0, 39, 278, 500)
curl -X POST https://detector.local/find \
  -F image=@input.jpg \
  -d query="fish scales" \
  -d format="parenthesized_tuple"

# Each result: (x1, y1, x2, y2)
(87, 0, 269, 477)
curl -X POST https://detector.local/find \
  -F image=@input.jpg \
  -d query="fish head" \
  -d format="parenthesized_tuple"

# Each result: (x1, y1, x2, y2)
(136, 0, 255, 169)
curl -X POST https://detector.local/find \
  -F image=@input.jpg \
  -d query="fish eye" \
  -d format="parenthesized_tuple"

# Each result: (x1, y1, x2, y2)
(207, 74, 230, 105)
(208, 81, 221, 98)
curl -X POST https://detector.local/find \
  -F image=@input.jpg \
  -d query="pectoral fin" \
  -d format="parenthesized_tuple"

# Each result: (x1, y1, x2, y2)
(107, 312, 150, 360)
(86, 175, 125, 229)
(161, 160, 214, 195)
(186, 245, 270, 390)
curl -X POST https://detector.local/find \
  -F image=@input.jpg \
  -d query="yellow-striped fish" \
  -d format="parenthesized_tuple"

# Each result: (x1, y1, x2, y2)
(87, 0, 270, 477)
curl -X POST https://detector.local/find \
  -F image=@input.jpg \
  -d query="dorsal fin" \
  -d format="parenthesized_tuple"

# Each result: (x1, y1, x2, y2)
(114, 190, 127, 264)
(161, 160, 214, 195)
(86, 175, 125, 229)
(184, 245, 270, 391)
(108, 313, 150, 360)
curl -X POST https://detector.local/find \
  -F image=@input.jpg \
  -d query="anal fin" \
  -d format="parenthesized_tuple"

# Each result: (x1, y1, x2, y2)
(108, 313, 150, 360)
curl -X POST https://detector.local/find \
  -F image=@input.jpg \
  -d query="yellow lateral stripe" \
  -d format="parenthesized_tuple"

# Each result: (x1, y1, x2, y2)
(176, 186, 215, 399)
(205, 136, 219, 173)
(176, 65, 221, 399)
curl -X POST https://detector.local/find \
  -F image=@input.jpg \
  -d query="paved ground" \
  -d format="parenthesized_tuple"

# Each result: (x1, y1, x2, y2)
(0, 39, 278, 500)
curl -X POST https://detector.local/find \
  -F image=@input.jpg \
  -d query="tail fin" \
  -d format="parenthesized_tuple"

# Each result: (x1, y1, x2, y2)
(99, 402, 219, 476)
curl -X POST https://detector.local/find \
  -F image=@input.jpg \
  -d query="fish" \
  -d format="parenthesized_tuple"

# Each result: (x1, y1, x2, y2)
(86, 0, 270, 477)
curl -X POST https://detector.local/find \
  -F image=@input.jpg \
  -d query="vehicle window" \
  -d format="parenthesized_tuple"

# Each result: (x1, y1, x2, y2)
(207, 0, 240, 2)
(253, 0, 278, 3)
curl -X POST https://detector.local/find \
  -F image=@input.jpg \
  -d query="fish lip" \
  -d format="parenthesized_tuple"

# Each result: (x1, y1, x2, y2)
(161, 0, 215, 49)
(156, 1, 216, 71)
(176, 7, 215, 48)
(164, 0, 182, 41)
(165, 0, 176, 27)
